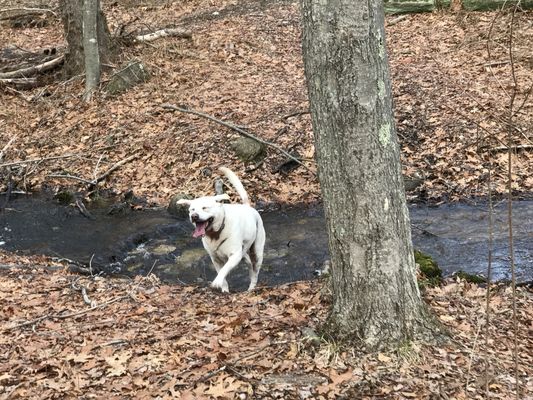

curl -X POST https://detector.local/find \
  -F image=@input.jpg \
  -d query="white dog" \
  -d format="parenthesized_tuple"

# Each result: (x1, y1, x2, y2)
(177, 167, 265, 292)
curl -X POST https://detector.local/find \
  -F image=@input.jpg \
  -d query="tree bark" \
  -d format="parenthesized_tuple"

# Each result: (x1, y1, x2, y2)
(82, 0, 100, 102)
(301, 0, 435, 349)
(59, 0, 112, 77)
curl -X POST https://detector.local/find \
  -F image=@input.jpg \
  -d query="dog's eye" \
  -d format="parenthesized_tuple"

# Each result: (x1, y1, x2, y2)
(202, 207, 208, 211)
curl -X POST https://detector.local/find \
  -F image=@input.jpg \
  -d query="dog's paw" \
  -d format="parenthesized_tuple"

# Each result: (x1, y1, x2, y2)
(211, 278, 229, 293)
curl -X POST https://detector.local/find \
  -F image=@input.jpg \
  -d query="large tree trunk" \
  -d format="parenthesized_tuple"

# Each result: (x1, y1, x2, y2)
(82, 0, 101, 102)
(301, 0, 435, 349)
(59, 0, 112, 77)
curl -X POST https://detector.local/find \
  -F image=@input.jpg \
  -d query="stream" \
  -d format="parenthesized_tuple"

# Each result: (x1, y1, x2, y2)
(1, 194, 531, 290)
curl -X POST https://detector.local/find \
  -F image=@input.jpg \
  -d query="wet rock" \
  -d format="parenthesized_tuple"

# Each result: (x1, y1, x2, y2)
(105, 60, 150, 96)
(229, 137, 266, 163)
(107, 202, 132, 216)
(168, 193, 193, 218)
(151, 244, 176, 255)
(176, 248, 206, 268)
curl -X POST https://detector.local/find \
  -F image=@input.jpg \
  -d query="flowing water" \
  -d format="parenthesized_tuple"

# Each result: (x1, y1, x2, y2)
(1, 194, 531, 290)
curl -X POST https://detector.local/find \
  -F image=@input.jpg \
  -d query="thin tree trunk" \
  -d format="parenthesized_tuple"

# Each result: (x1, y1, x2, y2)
(301, 0, 436, 349)
(82, 0, 100, 102)
(59, 0, 113, 77)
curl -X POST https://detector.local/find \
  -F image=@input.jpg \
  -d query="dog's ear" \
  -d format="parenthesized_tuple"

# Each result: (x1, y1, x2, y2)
(213, 194, 230, 202)
(176, 199, 192, 206)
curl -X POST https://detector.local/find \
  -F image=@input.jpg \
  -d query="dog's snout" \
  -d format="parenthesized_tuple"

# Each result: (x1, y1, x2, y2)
(191, 213, 199, 222)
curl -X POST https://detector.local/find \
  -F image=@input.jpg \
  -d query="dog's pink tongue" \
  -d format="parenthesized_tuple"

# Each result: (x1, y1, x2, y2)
(193, 221, 208, 238)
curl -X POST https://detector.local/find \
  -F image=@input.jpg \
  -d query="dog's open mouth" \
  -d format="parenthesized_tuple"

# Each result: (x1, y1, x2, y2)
(193, 217, 214, 238)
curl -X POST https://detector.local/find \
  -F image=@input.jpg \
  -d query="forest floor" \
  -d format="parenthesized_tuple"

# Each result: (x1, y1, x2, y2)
(1, 0, 532, 398)
(0, 263, 532, 399)
(0, 0, 531, 205)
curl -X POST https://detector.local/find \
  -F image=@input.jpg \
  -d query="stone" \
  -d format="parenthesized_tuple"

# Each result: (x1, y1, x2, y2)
(105, 60, 150, 96)
(229, 137, 266, 163)
(151, 244, 177, 255)
(167, 193, 192, 218)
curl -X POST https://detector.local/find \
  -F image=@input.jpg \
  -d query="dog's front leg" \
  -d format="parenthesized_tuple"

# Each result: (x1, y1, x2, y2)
(211, 252, 242, 293)
(209, 257, 229, 293)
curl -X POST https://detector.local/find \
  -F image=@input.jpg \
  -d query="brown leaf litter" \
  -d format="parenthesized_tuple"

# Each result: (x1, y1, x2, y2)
(0, 1, 531, 205)
(0, 265, 531, 398)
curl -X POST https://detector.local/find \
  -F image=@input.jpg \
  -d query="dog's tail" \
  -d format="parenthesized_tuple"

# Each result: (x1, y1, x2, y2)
(219, 167, 250, 206)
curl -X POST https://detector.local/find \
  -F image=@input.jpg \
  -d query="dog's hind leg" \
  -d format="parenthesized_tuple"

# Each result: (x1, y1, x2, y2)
(243, 252, 257, 291)
(247, 229, 265, 291)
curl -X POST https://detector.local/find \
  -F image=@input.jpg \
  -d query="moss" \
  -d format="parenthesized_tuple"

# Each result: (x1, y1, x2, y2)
(54, 191, 75, 205)
(454, 271, 487, 284)
(415, 250, 442, 288)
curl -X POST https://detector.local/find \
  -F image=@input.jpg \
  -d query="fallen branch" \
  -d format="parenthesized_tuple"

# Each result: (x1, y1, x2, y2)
(0, 77, 38, 89)
(0, 55, 64, 79)
(161, 104, 313, 173)
(135, 28, 192, 42)
(387, 15, 409, 26)
(0, 7, 57, 16)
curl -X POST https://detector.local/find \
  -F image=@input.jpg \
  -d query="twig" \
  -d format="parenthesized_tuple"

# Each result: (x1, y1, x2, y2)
(1, 294, 130, 333)
(1, 314, 51, 331)
(196, 365, 227, 383)
(75, 198, 95, 220)
(0, 135, 17, 162)
(482, 60, 510, 68)
(281, 110, 310, 121)
(47, 154, 138, 188)
(0, 55, 64, 79)
(484, 160, 494, 398)
(93, 153, 105, 182)
(465, 320, 483, 393)
(0, 153, 79, 168)
(72, 277, 96, 307)
(193, 340, 290, 385)
(489, 144, 532, 152)
(95, 153, 138, 184)
(47, 174, 95, 185)
(506, 3, 520, 398)
(161, 104, 314, 174)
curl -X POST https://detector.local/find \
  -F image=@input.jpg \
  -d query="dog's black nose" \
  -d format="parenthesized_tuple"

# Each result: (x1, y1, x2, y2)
(191, 213, 199, 222)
